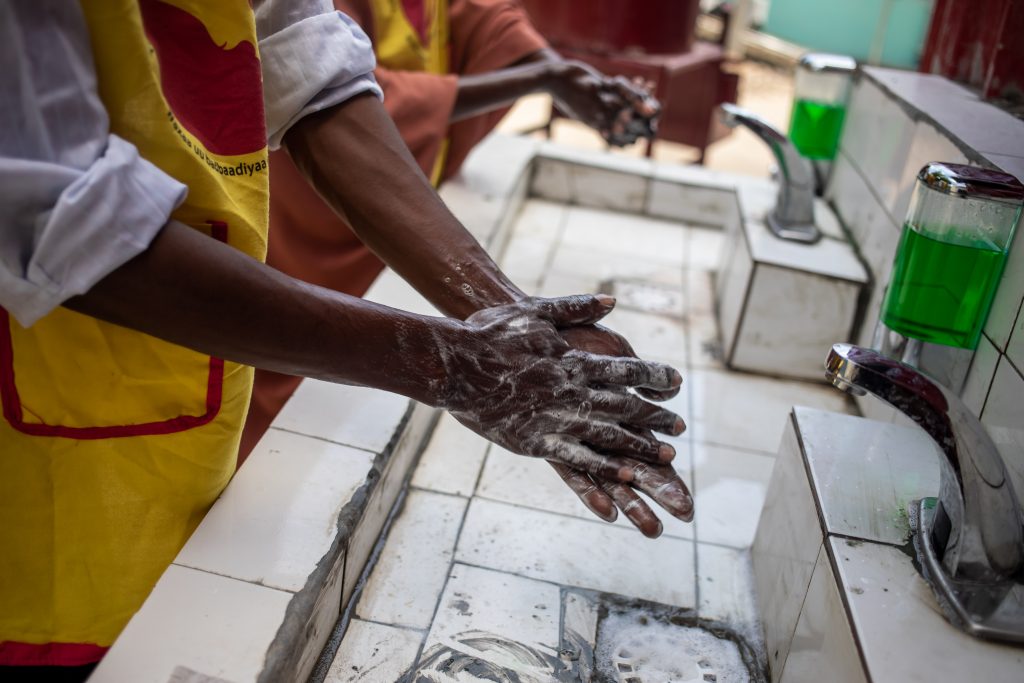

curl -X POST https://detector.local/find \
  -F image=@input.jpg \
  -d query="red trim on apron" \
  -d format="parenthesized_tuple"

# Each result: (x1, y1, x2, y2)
(0, 641, 108, 667)
(0, 221, 228, 440)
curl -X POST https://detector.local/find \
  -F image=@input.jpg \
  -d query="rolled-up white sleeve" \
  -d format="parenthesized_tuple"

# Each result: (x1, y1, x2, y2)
(256, 0, 384, 150)
(0, 1, 186, 327)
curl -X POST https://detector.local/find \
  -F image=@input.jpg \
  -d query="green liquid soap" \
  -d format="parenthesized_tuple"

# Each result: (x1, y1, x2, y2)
(789, 99, 846, 160)
(882, 224, 1008, 349)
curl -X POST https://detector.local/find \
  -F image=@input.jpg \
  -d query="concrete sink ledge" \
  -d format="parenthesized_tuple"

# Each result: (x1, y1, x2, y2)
(89, 135, 858, 683)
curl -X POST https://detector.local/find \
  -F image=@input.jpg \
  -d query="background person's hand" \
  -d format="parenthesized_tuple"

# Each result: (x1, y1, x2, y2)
(550, 62, 660, 147)
(550, 62, 658, 145)
(436, 295, 684, 482)
(547, 324, 694, 537)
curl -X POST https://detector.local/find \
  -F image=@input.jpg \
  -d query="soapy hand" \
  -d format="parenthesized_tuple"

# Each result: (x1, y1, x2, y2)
(548, 324, 694, 537)
(552, 62, 660, 147)
(437, 295, 684, 482)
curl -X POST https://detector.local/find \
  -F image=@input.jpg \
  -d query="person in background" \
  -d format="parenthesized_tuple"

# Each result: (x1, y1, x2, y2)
(243, 0, 678, 537)
(0, 1, 689, 680)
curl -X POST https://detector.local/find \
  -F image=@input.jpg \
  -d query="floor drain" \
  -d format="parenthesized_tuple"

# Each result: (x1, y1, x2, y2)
(597, 614, 751, 683)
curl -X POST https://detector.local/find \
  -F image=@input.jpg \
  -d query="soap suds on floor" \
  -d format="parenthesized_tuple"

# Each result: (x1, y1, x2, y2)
(595, 613, 750, 683)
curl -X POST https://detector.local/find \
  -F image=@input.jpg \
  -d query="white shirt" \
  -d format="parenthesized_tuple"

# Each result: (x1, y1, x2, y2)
(0, 0, 382, 327)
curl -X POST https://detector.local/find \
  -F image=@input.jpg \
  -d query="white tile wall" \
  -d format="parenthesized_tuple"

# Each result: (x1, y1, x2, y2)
(647, 179, 736, 227)
(1007, 304, 1024, 371)
(841, 78, 915, 214)
(831, 537, 1024, 683)
(355, 489, 467, 629)
(779, 546, 867, 683)
(751, 422, 825, 682)
(273, 380, 410, 453)
(891, 121, 970, 222)
(572, 165, 649, 212)
(730, 264, 861, 382)
(529, 158, 574, 203)
(175, 429, 373, 592)
(960, 334, 1000, 415)
(981, 358, 1024, 510)
(984, 215, 1024, 351)
(90, 566, 293, 683)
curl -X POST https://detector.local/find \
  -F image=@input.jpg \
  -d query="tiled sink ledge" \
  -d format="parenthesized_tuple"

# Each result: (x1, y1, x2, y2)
(754, 408, 1024, 683)
(91, 134, 863, 683)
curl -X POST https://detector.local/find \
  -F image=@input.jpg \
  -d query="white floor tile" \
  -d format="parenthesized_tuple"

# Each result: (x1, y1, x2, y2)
(688, 311, 725, 370)
(356, 490, 467, 629)
(499, 234, 556, 290)
(175, 429, 374, 592)
(511, 199, 568, 243)
(691, 443, 775, 549)
(685, 369, 854, 454)
(273, 380, 410, 453)
(536, 271, 601, 298)
(687, 268, 716, 318)
(697, 543, 760, 638)
(411, 414, 490, 497)
(416, 564, 563, 678)
(601, 307, 688, 367)
(89, 565, 292, 683)
(561, 206, 687, 265)
(326, 619, 423, 683)
(455, 498, 696, 607)
(475, 444, 695, 540)
(548, 243, 686, 288)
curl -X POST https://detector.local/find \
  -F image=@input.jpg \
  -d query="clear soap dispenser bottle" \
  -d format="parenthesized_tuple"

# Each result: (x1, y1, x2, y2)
(788, 53, 856, 161)
(881, 163, 1023, 350)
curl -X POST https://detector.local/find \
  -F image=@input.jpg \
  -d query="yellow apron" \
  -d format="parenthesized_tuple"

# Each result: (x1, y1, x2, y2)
(0, 0, 268, 665)
(370, 0, 451, 186)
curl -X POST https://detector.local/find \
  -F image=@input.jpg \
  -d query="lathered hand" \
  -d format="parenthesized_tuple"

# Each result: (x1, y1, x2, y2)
(437, 295, 683, 482)
(551, 63, 660, 147)
(550, 325, 693, 537)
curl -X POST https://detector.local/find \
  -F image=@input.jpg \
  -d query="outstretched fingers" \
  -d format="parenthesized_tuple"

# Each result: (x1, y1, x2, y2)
(588, 390, 686, 436)
(547, 461, 617, 523)
(531, 294, 616, 327)
(599, 479, 663, 538)
(567, 352, 682, 393)
(557, 419, 675, 464)
(630, 462, 695, 523)
(536, 434, 635, 482)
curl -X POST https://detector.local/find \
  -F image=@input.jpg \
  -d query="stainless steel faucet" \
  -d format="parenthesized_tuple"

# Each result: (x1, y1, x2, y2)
(719, 103, 821, 244)
(826, 343, 1024, 643)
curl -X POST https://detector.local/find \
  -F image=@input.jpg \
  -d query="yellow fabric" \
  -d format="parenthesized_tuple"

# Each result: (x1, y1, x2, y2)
(370, 0, 451, 185)
(0, 0, 268, 651)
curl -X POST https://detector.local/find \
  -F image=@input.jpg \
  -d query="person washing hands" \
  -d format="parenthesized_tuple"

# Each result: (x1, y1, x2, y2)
(244, 0, 680, 539)
(0, 1, 687, 679)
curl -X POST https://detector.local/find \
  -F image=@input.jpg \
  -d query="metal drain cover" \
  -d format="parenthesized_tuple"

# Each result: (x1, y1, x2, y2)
(596, 614, 750, 683)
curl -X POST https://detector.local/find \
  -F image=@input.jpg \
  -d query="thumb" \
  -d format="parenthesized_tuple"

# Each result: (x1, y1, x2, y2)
(533, 294, 615, 327)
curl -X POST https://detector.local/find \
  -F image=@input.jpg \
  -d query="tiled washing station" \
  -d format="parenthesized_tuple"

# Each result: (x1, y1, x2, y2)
(89, 64, 1024, 683)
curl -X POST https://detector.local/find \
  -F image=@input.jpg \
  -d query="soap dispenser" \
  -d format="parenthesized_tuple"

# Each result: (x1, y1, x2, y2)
(880, 163, 1023, 351)
(788, 52, 856, 162)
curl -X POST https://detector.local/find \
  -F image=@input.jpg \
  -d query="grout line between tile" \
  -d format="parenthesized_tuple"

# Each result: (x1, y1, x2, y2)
(267, 426, 384, 456)
(351, 617, 426, 634)
(168, 561, 295, 595)
(406, 479, 478, 674)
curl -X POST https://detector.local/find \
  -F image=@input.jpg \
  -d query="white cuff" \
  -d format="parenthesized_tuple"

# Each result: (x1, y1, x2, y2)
(0, 135, 186, 326)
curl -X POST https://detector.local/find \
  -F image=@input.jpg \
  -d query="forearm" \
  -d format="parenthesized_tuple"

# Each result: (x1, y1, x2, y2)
(284, 92, 526, 318)
(65, 220, 450, 405)
(451, 57, 560, 122)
